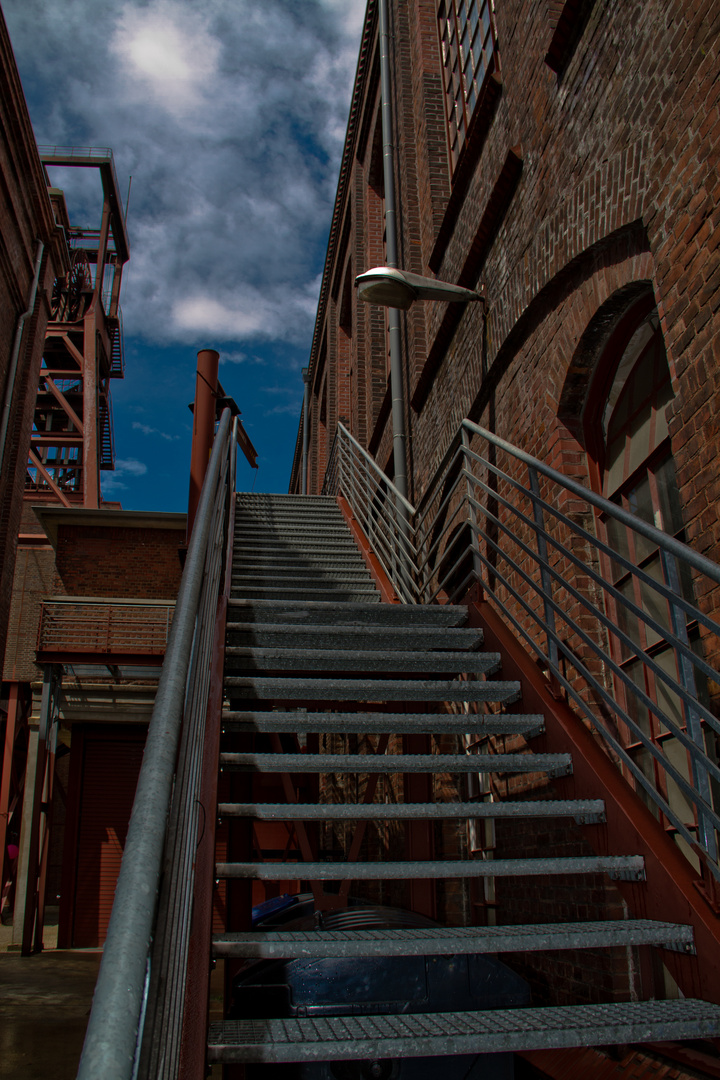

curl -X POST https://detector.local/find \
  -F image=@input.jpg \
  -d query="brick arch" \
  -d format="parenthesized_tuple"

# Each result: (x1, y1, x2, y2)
(557, 280, 656, 448)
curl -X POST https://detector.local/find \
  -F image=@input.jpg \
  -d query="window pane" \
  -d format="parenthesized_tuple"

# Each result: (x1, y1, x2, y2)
(605, 513, 631, 575)
(654, 455, 684, 536)
(626, 474, 656, 563)
(639, 553, 671, 647)
(616, 576, 642, 656)
(624, 658, 651, 737)
(654, 647, 685, 736)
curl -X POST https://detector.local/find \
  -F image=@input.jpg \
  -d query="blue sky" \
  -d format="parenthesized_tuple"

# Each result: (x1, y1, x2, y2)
(4, 0, 366, 509)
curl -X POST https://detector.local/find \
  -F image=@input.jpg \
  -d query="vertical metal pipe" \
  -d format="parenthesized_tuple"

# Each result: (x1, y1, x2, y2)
(527, 464, 560, 675)
(661, 547, 717, 861)
(378, 0, 408, 500)
(301, 367, 310, 495)
(461, 426, 484, 588)
(187, 349, 219, 541)
(0, 240, 44, 470)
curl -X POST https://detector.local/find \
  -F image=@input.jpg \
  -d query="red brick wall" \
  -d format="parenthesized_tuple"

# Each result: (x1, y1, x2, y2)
(3, 517, 185, 682)
(55, 525, 183, 599)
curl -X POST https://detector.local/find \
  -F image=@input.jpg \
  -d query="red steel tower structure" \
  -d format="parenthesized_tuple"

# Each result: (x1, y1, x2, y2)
(26, 147, 130, 509)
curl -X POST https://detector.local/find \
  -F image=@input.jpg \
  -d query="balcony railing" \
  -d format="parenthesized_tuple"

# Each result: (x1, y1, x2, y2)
(37, 599, 175, 659)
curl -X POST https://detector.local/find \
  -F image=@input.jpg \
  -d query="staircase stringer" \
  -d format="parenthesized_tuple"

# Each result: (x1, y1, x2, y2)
(336, 495, 403, 603)
(468, 597, 720, 1005)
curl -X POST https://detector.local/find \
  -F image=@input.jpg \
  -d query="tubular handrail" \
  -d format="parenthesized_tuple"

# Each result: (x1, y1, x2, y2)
(336, 422, 416, 515)
(414, 419, 720, 878)
(324, 422, 420, 603)
(458, 420, 720, 586)
(77, 409, 236, 1080)
(322, 414, 720, 882)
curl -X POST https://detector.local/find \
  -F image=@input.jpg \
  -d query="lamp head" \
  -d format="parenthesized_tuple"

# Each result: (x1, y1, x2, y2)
(355, 266, 483, 308)
(355, 267, 417, 309)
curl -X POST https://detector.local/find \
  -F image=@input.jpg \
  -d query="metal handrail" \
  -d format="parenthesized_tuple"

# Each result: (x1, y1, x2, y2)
(324, 423, 420, 603)
(77, 409, 236, 1080)
(414, 418, 720, 879)
(322, 414, 720, 881)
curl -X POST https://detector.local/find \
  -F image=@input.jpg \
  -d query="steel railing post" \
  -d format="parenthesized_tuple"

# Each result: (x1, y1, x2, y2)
(461, 426, 484, 594)
(661, 548, 717, 861)
(527, 464, 560, 676)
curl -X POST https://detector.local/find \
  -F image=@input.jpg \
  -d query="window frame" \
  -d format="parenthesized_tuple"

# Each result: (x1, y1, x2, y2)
(436, 0, 499, 174)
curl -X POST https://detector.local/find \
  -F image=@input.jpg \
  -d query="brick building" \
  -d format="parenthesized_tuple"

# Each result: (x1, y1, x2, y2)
(288, 1, 720, 1074)
(2, 504, 185, 949)
(291, 0, 718, 514)
(0, 11, 188, 952)
(0, 9, 69, 672)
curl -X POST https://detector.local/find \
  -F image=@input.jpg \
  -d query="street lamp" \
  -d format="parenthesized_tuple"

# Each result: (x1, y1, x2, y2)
(355, 266, 484, 310)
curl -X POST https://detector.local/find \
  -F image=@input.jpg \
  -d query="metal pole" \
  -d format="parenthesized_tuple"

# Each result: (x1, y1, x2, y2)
(301, 367, 310, 495)
(187, 349, 219, 541)
(77, 410, 232, 1080)
(378, 0, 408, 500)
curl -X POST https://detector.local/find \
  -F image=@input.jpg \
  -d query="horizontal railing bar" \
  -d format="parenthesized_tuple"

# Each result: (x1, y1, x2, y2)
(414, 471, 467, 579)
(340, 465, 419, 570)
(480, 570, 716, 874)
(461, 419, 720, 588)
(463, 447, 720, 639)
(472, 514, 720, 797)
(471, 534, 720, 845)
(337, 422, 416, 515)
(415, 431, 465, 517)
(415, 442, 466, 534)
(466, 486, 720, 736)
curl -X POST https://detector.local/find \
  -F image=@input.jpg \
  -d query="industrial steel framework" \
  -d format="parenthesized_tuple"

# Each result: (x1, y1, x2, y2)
(26, 147, 130, 509)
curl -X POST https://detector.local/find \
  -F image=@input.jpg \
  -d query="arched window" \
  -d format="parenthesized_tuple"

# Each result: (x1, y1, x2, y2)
(586, 298, 712, 866)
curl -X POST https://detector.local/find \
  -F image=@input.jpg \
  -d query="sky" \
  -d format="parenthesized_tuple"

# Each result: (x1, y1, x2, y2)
(4, 0, 367, 509)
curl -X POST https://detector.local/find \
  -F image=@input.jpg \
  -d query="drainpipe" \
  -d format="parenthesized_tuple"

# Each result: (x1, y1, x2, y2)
(187, 348, 219, 542)
(0, 240, 44, 469)
(301, 367, 310, 495)
(378, 0, 408, 500)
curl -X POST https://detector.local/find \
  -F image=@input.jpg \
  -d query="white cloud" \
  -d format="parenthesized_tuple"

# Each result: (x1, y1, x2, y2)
(110, 2, 221, 119)
(114, 458, 148, 476)
(132, 421, 179, 441)
(5, 0, 368, 353)
(264, 400, 303, 417)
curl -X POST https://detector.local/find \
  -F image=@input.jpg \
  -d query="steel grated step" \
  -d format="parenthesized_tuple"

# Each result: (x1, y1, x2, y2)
(207, 999, 720, 1063)
(216, 799, 605, 823)
(221, 710, 542, 735)
(231, 588, 380, 602)
(219, 751, 571, 776)
(224, 624, 484, 650)
(225, 599, 469, 625)
(224, 676, 522, 702)
(211, 919, 694, 959)
(223, 647, 501, 675)
(216, 855, 646, 881)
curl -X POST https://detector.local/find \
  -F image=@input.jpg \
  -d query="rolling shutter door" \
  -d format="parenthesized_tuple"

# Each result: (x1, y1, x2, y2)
(72, 730, 144, 948)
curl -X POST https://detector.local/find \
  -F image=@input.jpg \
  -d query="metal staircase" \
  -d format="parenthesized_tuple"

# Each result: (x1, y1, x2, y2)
(206, 493, 720, 1068)
(76, 414, 720, 1080)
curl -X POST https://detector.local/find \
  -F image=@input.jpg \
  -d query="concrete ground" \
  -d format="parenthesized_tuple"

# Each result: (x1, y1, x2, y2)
(0, 910, 224, 1079)
(0, 909, 101, 1080)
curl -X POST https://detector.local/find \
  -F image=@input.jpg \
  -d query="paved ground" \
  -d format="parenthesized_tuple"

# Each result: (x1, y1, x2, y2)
(0, 944, 101, 1079)
(0, 912, 224, 1078)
